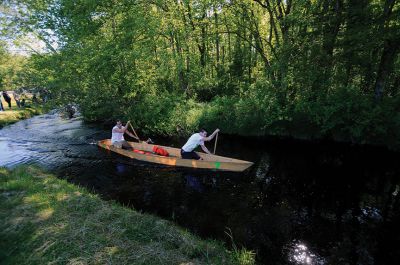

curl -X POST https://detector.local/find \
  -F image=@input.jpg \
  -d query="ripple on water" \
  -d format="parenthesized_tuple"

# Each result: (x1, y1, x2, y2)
(0, 112, 105, 169)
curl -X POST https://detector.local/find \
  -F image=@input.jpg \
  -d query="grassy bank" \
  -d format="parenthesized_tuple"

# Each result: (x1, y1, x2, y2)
(0, 106, 43, 128)
(1, 94, 44, 128)
(0, 166, 255, 265)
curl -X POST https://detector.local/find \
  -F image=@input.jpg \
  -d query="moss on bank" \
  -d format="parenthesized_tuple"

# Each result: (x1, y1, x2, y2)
(0, 166, 255, 265)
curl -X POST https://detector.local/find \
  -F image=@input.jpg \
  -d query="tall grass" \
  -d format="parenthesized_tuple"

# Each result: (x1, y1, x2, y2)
(0, 166, 255, 265)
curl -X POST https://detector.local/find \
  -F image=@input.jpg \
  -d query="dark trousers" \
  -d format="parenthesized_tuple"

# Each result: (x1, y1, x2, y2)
(181, 149, 201, 160)
(121, 142, 132, 150)
(113, 140, 132, 150)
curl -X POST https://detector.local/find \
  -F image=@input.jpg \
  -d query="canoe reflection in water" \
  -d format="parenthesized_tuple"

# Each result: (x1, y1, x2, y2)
(185, 175, 205, 193)
(116, 163, 127, 174)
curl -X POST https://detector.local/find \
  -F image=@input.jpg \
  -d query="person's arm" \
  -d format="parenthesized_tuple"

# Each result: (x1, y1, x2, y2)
(204, 129, 220, 141)
(125, 130, 139, 140)
(123, 121, 140, 140)
(200, 144, 212, 155)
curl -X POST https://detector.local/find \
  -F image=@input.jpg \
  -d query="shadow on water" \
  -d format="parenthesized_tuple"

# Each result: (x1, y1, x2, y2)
(1, 112, 400, 265)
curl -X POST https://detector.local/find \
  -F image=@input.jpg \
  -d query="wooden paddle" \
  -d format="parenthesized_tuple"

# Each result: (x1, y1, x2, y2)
(213, 131, 219, 154)
(126, 121, 140, 141)
(126, 121, 153, 144)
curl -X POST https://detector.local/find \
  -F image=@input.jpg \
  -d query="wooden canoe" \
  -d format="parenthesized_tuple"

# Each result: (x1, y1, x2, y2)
(97, 139, 253, 172)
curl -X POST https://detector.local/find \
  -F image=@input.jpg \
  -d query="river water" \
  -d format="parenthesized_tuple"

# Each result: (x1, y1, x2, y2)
(1, 112, 399, 265)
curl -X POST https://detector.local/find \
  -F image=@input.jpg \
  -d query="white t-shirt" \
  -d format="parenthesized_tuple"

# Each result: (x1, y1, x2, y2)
(111, 126, 125, 144)
(182, 133, 204, 152)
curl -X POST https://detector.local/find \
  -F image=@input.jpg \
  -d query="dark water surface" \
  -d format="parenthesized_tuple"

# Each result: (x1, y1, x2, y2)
(1, 112, 399, 265)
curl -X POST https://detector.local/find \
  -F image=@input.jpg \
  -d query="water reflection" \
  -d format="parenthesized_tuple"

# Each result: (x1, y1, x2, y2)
(288, 241, 325, 265)
(185, 175, 204, 193)
(115, 163, 127, 174)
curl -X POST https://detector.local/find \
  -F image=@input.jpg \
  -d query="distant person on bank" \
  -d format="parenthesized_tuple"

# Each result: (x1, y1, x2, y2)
(2, 91, 12, 109)
(111, 120, 138, 149)
(181, 128, 220, 160)
(13, 91, 21, 108)
(32, 94, 39, 104)
(0, 93, 4, 111)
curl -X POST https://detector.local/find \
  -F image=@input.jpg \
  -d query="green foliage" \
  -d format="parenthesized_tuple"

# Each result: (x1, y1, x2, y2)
(0, 52, 28, 90)
(4, 0, 400, 148)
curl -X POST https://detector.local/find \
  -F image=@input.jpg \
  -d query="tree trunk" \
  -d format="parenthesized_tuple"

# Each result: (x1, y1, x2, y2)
(374, 0, 399, 101)
(214, 6, 220, 64)
(374, 39, 400, 100)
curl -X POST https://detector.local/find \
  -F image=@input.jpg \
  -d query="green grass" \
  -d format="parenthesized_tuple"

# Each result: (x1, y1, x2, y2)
(0, 93, 44, 128)
(0, 166, 255, 265)
(0, 106, 43, 128)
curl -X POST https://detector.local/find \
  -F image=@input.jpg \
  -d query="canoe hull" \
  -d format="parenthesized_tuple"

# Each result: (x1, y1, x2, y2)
(97, 139, 253, 172)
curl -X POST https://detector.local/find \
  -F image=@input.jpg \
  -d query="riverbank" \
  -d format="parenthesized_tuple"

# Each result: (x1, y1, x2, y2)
(0, 106, 44, 128)
(1, 90, 45, 128)
(81, 91, 400, 151)
(0, 166, 254, 265)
